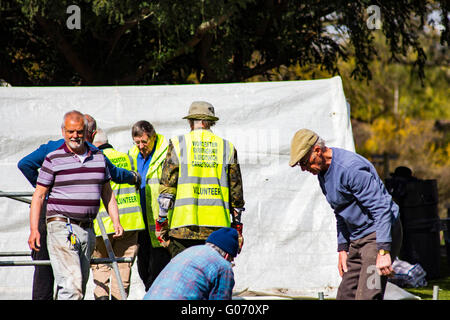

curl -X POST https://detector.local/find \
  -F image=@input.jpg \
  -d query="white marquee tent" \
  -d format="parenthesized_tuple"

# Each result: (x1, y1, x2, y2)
(0, 76, 355, 299)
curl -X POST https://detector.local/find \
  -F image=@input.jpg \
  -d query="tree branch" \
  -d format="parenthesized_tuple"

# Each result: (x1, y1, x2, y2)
(35, 15, 97, 84)
(116, 11, 232, 84)
(198, 33, 216, 83)
(105, 11, 154, 64)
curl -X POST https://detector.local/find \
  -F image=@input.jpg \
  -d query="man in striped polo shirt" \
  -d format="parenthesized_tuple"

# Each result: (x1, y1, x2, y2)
(28, 110, 124, 300)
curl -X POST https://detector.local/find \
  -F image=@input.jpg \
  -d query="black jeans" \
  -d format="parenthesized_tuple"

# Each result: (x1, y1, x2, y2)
(31, 201, 54, 300)
(136, 230, 171, 292)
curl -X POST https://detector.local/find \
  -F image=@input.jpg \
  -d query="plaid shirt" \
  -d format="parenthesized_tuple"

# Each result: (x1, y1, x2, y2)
(143, 245, 234, 300)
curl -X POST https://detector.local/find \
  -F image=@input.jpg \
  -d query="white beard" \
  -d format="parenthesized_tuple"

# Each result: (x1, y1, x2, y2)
(67, 138, 83, 150)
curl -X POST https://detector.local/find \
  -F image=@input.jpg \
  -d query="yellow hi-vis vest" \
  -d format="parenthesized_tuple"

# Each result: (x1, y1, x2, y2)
(128, 134, 168, 248)
(168, 129, 234, 229)
(94, 147, 144, 236)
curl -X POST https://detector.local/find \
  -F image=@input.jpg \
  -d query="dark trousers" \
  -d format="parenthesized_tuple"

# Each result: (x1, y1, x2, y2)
(136, 230, 171, 292)
(336, 219, 403, 300)
(31, 201, 54, 300)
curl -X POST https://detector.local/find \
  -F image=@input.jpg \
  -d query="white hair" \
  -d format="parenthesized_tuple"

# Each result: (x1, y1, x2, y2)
(61, 110, 87, 129)
(314, 137, 326, 150)
(205, 242, 227, 258)
(93, 128, 108, 145)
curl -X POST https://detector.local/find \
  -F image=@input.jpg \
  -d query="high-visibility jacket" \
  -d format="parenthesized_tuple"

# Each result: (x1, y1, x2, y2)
(168, 129, 234, 229)
(94, 147, 144, 236)
(128, 134, 168, 247)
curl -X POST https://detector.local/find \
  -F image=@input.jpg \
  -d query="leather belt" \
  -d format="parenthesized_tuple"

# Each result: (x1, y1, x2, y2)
(47, 216, 93, 229)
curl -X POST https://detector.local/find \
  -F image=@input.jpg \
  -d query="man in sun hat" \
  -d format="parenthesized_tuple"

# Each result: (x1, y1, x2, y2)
(155, 101, 245, 258)
(289, 128, 402, 300)
(143, 227, 238, 300)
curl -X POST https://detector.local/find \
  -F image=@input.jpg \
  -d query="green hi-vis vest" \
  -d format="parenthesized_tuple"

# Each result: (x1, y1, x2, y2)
(128, 134, 168, 248)
(94, 148, 144, 236)
(169, 129, 234, 230)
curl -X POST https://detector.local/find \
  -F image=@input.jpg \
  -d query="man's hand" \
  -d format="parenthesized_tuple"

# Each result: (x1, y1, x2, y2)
(157, 193, 174, 217)
(376, 253, 394, 277)
(28, 184, 48, 252)
(231, 208, 244, 253)
(112, 223, 124, 239)
(231, 221, 244, 253)
(28, 229, 41, 251)
(155, 217, 170, 247)
(102, 182, 123, 238)
(338, 251, 348, 277)
(131, 171, 141, 189)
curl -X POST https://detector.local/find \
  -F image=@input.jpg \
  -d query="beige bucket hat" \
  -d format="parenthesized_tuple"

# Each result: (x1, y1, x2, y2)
(183, 101, 219, 121)
(289, 129, 319, 167)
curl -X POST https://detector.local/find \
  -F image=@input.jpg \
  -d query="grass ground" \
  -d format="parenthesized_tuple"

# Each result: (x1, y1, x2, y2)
(404, 247, 450, 300)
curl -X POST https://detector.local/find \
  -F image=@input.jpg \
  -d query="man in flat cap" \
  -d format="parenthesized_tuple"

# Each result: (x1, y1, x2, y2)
(156, 101, 245, 257)
(289, 129, 402, 300)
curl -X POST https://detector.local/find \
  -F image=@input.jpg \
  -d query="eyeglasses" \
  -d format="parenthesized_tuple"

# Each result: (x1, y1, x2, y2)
(297, 148, 313, 167)
(133, 139, 149, 146)
(133, 134, 155, 146)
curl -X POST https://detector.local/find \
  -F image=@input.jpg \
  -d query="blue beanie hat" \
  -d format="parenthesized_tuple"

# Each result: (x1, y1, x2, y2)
(206, 227, 239, 257)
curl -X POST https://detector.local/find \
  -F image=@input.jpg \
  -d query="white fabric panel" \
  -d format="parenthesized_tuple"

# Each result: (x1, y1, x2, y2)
(0, 76, 354, 299)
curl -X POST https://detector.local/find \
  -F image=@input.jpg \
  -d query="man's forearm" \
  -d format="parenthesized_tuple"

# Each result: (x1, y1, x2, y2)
(159, 141, 179, 196)
(105, 156, 136, 185)
(30, 185, 48, 230)
(229, 163, 245, 209)
(101, 183, 120, 225)
(30, 193, 45, 231)
(101, 183, 124, 238)
(28, 185, 48, 251)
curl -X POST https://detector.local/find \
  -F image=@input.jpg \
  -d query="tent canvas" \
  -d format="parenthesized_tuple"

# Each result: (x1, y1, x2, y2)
(0, 76, 354, 299)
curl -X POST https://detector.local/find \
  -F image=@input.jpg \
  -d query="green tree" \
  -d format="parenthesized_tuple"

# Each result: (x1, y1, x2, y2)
(341, 30, 449, 123)
(247, 19, 450, 216)
(1, 0, 448, 85)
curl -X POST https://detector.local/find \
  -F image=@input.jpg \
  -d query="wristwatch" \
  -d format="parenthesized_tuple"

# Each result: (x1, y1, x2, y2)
(379, 249, 390, 256)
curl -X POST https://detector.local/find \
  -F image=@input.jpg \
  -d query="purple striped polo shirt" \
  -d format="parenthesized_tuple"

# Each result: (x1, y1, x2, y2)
(37, 142, 111, 222)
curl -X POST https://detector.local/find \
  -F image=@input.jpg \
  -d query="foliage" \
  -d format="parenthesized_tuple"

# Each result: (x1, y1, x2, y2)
(341, 31, 449, 123)
(361, 116, 450, 217)
(1, 0, 448, 213)
(251, 24, 450, 216)
(244, 30, 449, 123)
(1, 0, 448, 85)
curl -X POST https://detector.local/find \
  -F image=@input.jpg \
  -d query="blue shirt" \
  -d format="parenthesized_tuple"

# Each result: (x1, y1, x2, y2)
(18, 139, 135, 187)
(318, 147, 399, 252)
(136, 141, 156, 218)
(143, 245, 235, 300)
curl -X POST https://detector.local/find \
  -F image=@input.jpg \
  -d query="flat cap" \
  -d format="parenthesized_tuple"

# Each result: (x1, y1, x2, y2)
(183, 101, 219, 121)
(289, 129, 319, 167)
